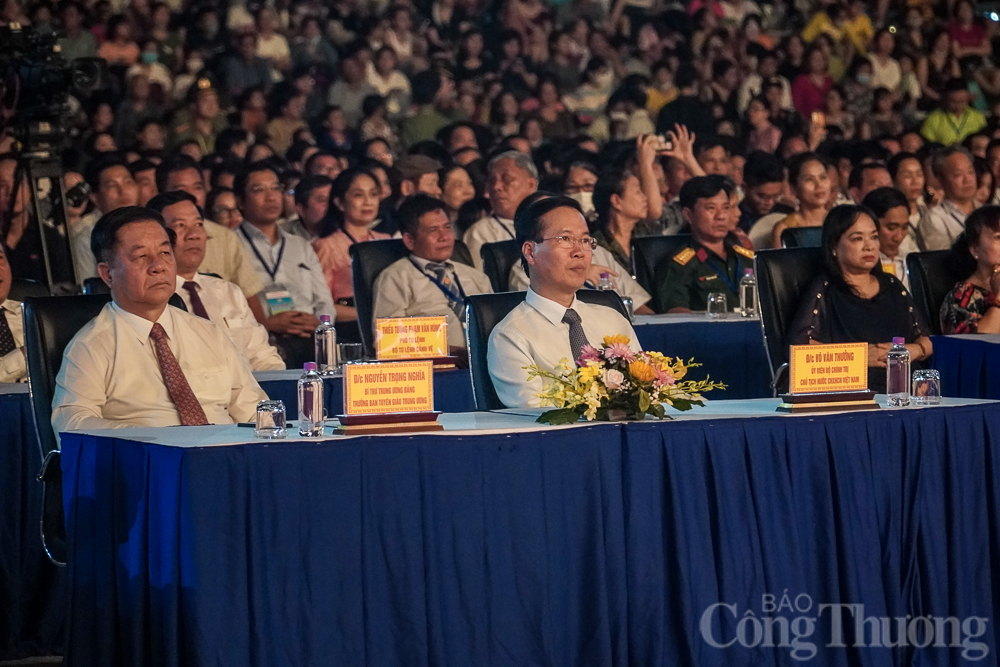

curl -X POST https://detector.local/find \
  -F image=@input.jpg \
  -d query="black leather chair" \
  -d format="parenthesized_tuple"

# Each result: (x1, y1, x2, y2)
(22, 292, 188, 566)
(349, 238, 409, 357)
(754, 247, 824, 394)
(480, 240, 522, 293)
(82, 277, 110, 294)
(780, 227, 823, 248)
(630, 234, 692, 313)
(8, 279, 49, 301)
(906, 250, 954, 335)
(465, 289, 629, 410)
(23, 294, 112, 566)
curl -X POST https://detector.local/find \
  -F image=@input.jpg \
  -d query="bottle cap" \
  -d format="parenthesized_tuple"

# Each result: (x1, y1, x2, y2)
(600, 272, 610, 279)
(744, 268, 753, 276)
(319, 314, 331, 324)
(892, 337, 905, 345)
(304, 362, 318, 371)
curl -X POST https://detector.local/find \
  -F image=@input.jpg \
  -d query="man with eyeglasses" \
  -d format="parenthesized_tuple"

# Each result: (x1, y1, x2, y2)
(487, 196, 641, 408)
(373, 195, 492, 366)
(236, 161, 334, 367)
(658, 175, 755, 313)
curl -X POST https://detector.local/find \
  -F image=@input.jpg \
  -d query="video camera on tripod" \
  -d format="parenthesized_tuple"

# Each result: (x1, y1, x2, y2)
(0, 22, 107, 290)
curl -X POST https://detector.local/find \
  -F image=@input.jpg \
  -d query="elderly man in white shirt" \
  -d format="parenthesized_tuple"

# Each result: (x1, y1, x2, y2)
(463, 151, 538, 272)
(918, 147, 978, 251)
(51, 207, 267, 437)
(488, 196, 640, 408)
(147, 191, 285, 371)
(0, 244, 26, 383)
(373, 195, 492, 363)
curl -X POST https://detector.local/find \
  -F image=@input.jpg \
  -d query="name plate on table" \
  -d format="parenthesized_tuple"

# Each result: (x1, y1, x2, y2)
(337, 360, 442, 434)
(375, 316, 457, 368)
(779, 343, 878, 413)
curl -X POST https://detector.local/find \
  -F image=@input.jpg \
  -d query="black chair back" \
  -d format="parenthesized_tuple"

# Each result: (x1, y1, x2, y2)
(754, 247, 824, 393)
(480, 240, 522, 293)
(630, 234, 692, 312)
(82, 277, 110, 294)
(466, 289, 628, 410)
(349, 238, 409, 357)
(906, 250, 954, 336)
(780, 227, 823, 248)
(8, 279, 49, 301)
(23, 295, 112, 457)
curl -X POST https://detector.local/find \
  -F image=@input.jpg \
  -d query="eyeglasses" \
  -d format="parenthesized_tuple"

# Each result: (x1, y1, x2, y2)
(537, 235, 598, 250)
(213, 206, 241, 217)
(249, 184, 283, 195)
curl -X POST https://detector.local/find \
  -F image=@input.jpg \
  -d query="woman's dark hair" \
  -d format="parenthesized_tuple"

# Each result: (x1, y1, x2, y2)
(362, 94, 386, 118)
(205, 186, 236, 217)
(490, 91, 519, 127)
(847, 55, 873, 79)
(951, 205, 1000, 280)
(822, 204, 881, 287)
(787, 152, 827, 190)
(455, 196, 490, 234)
(319, 167, 378, 235)
(886, 151, 920, 180)
(592, 167, 633, 225)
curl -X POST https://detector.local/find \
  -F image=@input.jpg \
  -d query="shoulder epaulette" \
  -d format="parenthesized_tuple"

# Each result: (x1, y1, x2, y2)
(673, 247, 696, 265)
(733, 245, 755, 260)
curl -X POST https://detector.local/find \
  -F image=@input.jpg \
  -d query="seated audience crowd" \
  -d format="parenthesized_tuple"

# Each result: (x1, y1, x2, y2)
(5, 0, 1000, 408)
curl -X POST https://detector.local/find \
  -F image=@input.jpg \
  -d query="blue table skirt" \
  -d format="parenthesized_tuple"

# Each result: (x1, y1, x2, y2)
(60, 402, 1000, 666)
(0, 390, 65, 659)
(931, 335, 1000, 399)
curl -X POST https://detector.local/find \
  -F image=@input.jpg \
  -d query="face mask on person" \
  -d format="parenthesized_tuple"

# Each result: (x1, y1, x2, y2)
(856, 73, 871, 85)
(142, 52, 158, 64)
(609, 110, 629, 123)
(568, 191, 595, 215)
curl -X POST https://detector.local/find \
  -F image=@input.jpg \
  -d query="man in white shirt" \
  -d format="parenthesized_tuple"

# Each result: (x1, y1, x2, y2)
(156, 154, 266, 307)
(147, 191, 285, 371)
(236, 161, 335, 367)
(70, 155, 139, 284)
(51, 207, 267, 436)
(373, 195, 493, 363)
(488, 196, 640, 408)
(463, 151, 538, 271)
(918, 147, 978, 250)
(0, 244, 26, 383)
(863, 187, 919, 289)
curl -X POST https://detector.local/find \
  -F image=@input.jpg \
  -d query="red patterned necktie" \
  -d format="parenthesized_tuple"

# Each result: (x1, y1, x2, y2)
(182, 281, 211, 320)
(148, 322, 209, 425)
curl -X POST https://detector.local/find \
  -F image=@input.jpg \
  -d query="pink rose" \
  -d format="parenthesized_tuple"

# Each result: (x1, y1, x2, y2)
(603, 368, 625, 390)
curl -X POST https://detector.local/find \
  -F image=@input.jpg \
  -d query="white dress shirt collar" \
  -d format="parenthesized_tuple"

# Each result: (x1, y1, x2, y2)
(111, 301, 176, 343)
(525, 287, 579, 327)
(1, 298, 19, 313)
(240, 220, 286, 247)
(175, 274, 203, 290)
(410, 254, 454, 272)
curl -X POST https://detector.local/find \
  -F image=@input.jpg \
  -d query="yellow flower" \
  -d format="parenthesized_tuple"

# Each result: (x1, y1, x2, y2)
(603, 334, 631, 347)
(629, 360, 657, 384)
(578, 365, 601, 383)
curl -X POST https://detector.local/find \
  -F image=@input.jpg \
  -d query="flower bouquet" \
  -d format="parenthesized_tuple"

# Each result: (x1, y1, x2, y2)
(526, 335, 726, 424)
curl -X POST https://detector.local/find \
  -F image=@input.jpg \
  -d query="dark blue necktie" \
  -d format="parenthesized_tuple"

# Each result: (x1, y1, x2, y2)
(561, 307, 590, 363)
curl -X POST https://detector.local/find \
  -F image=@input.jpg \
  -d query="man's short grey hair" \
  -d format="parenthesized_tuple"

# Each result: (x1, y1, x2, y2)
(931, 146, 974, 179)
(488, 150, 539, 181)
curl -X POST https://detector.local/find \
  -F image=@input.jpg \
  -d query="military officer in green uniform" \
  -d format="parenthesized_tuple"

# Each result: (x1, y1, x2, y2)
(657, 175, 755, 312)
(171, 77, 228, 155)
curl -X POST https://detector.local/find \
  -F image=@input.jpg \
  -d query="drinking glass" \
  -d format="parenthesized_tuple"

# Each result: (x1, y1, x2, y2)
(254, 400, 287, 439)
(912, 369, 942, 406)
(338, 342, 364, 368)
(707, 293, 728, 319)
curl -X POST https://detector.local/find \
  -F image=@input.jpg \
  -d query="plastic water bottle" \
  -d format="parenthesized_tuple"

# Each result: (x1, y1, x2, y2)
(297, 362, 325, 436)
(314, 314, 338, 376)
(886, 337, 911, 407)
(739, 269, 757, 317)
(597, 272, 614, 291)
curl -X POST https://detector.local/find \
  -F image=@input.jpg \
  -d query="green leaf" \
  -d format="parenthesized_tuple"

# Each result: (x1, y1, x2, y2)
(650, 403, 666, 419)
(536, 408, 583, 425)
(638, 389, 651, 413)
(669, 398, 705, 412)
